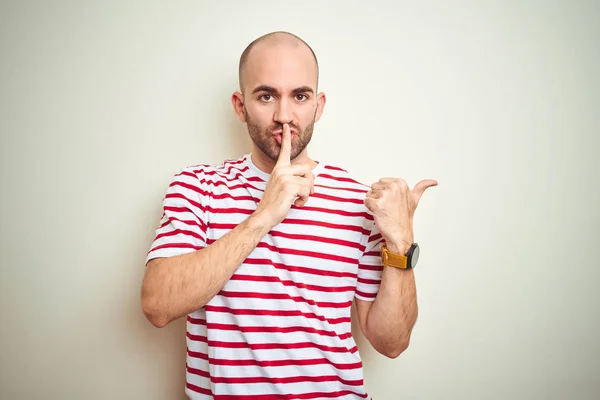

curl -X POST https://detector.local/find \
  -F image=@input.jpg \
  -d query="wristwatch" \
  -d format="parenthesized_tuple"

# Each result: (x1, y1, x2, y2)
(381, 243, 420, 270)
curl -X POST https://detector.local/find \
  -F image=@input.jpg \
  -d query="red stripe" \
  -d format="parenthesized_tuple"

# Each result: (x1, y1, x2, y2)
(184, 163, 212, 169)
(175, 168, 263, 191)
(197, 166, 246, 176)
(186, 381, 369, 399)
(176, 170, 199, 180)
(217, 290, 352, 309)
(187, 350, 361, 370)
(319, 173, 366, 186)
(323, 165, 348, 173)
(290, 204, 372, 219)
(192, 165, 252, 178)
(207, 206, 253, 215)
(187, 333, 207, 342)
(243, 257, 358, 279)
(368, 233, 383, 242)
(254, 242, 359, 264)
(357, 276, 381, 285)
(198, 164, 250, 177)
(209, 390, 369, 399)
(202, 306, 351, 325)
(364, 251, 380, 257)
(187, 365, 210, 378)
(205, 322, 353, 340)
(163, 204, 201, 215)
(206, 238, 358, 265)
(149, 242, 201, 253)
(314, 183, 368, 194)
(198, 204, 253, 215)
(186, 382, 213, 396)
(359, 264, 383, 271)
(367, 238, 384, 250)
(187, 348, 209, 359)
(186, 333, 358, 353)
(203, 169, 264, 183)
(281, 218, 370, 235)
(203, 239, 359, 264)
(268, 230, 365, 251)
(165, 192, 205, 210)
(208, 220, 369, 235)
(200, 179, 264, 192)
(187, 365, 362, 386)
(171, 181, 260, 202)
(154, 228, 205, 243)
(170, 180, 256, 201)
(168, 195, 255, 215)
(159, 215, 207, 232)
(224, 158, 246, 165)
(229, 274, 356, 293)
(357, 277, 380, 285)
(355, 289, 377, 299)
(310, 192, 364, 205)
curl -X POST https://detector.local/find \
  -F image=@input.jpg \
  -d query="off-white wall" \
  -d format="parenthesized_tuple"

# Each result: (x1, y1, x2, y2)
(1, 1, 598, 399)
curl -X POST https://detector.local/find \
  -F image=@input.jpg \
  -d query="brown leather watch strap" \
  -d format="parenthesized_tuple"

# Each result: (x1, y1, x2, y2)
(381, 244, 409, 269)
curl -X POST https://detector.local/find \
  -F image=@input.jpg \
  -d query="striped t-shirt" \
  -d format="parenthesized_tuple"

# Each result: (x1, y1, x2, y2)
(146, 153, 384, 399)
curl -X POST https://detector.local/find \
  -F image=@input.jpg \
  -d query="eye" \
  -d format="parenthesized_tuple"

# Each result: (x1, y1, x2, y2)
(259, 94, 274, 102)
(295, 94, 308, 101)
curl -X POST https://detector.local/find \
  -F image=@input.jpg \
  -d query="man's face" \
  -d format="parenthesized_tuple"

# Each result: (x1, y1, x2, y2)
(239, 43, 324, 161)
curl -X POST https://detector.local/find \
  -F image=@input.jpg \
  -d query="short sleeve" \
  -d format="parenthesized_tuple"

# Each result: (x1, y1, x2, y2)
(145, 168, 208, 265)
(354, 221, 384, 301)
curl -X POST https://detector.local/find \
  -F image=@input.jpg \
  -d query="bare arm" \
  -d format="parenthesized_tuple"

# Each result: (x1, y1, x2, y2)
(141, 212, 271, 327)
(142, 123, 313, 328)
(355, 242, 418, 358)
(357, 176, 436, 358)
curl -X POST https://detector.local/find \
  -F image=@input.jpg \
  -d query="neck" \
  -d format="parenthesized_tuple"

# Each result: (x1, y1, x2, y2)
(250, 146, 316, 174)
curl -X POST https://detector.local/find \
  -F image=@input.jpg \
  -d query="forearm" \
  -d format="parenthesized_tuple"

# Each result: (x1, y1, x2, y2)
(361, 174, 437, 357)
(141, 211, 271, 327)
(366, 251, 418, 357)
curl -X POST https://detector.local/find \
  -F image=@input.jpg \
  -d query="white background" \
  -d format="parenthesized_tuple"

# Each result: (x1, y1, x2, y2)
(1, 1, 598, 399)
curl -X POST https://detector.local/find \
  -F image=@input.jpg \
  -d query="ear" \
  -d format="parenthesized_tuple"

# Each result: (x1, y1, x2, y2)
(314, 92, 327, 123)
(231, 91, 247, 123)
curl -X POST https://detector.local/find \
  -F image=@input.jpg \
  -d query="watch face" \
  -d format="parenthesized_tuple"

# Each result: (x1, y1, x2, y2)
(411, 244, 420, 268)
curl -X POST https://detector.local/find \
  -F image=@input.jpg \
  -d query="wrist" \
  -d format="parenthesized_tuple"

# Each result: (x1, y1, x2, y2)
(248, 209, 276, 232)
(385, 237, 413, 255)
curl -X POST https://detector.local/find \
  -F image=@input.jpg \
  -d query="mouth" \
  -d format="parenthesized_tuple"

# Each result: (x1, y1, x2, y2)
(274, 132, 296, 144)
(272, 129, 298, 136)
(273, 130, 297, 144)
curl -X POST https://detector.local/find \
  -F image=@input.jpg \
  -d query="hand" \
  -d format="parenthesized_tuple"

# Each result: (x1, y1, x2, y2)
(255, 123, 315, 228)
(365, 178, 438, 253)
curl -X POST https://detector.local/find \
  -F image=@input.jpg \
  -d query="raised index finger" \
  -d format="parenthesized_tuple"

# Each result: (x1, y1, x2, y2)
(276, 123, 292, 167)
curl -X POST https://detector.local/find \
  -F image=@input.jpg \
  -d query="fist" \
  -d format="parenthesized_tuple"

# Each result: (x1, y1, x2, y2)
(365, 178, 438, 250)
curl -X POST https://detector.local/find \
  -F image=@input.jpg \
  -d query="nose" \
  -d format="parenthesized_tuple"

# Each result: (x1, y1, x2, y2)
(274, 97, 292, 125)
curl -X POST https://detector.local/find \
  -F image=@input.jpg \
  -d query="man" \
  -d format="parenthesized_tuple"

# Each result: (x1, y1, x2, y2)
(141, 31, 437, 399)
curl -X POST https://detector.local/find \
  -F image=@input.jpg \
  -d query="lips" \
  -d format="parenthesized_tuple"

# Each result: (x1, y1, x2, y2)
(272, 129, 298, 136)
(274, 132, 295, 144)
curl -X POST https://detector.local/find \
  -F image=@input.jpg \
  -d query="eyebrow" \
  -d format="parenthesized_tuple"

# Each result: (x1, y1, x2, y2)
(251, 85, 315, 95)
(292, 86, 314, 95)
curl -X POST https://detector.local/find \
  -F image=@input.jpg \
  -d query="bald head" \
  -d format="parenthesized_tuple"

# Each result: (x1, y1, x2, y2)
(238, 31, 319, 94)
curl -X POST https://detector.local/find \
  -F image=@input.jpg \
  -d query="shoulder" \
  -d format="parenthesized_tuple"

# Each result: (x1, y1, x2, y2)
(318, 163, 371, 194)
(318, 162, 377, 232)
(175, 155, 247, 182)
